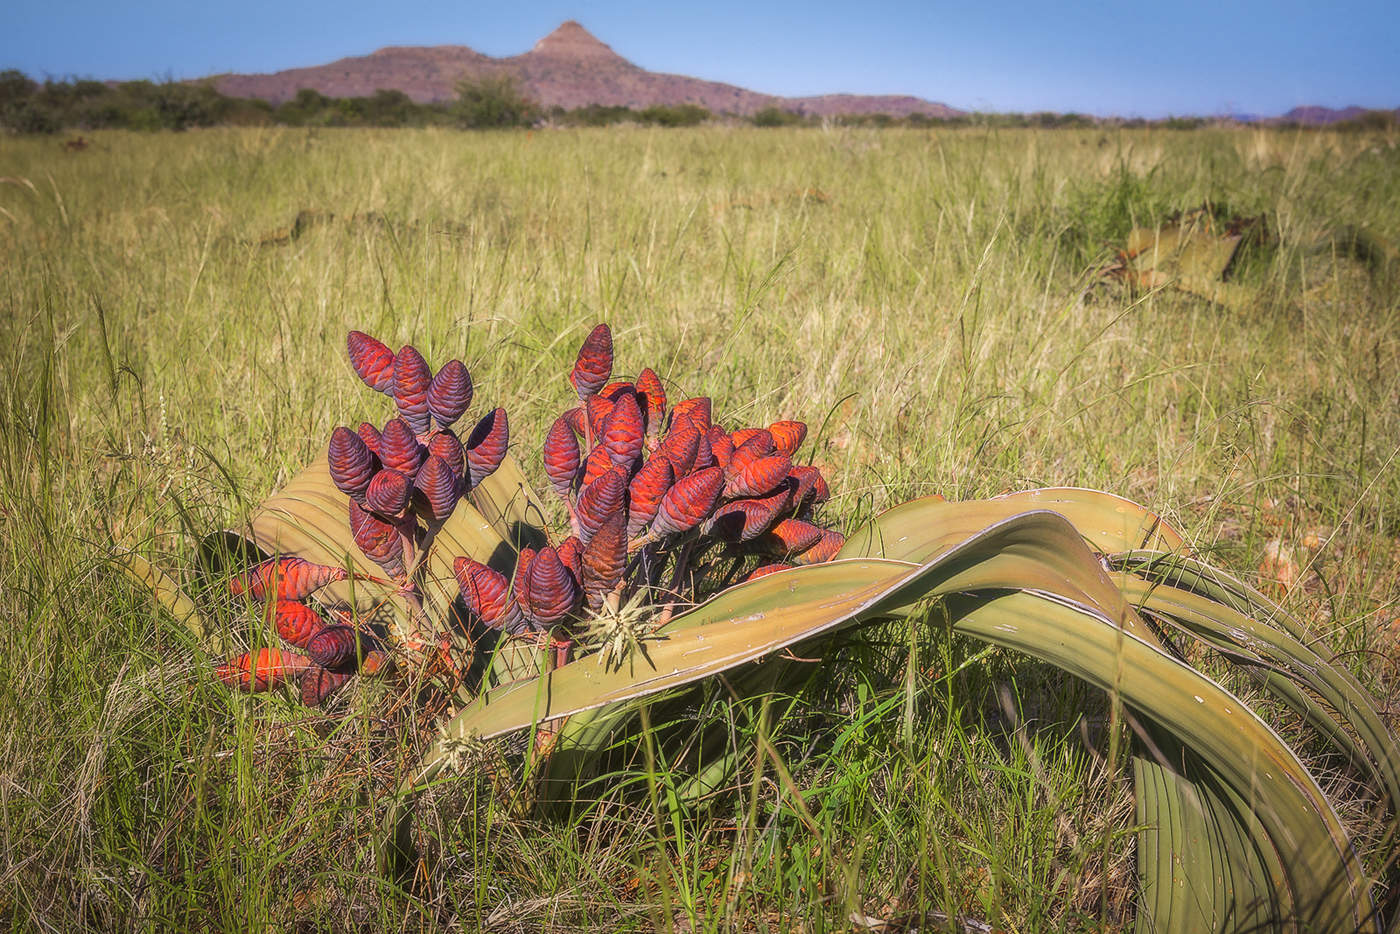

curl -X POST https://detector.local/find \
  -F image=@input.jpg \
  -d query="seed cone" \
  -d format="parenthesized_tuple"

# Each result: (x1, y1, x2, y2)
(379, 418, 424, 476)
(791, 528, 845, 565)
(348, 500, 405, 578)
(768, 420, 807, 456)
(392, 344, 433, 435)
(755, 518, 825, 556)
(603, 392, 644, 472)
(704, 495, 785, 542)
(659, 417, 702, 477)
(636, 367, 667, 437)
(347, 331, 395, 393)
(427, 430, 465, 483)
(465, 408, 508, 489)
(307, 624, 362, 669)
(730, 427, 766, 449)
(789, 465, 830, 508)
(413, 455, 460, 522)
(652, 466, 724, 536)
(328, 427, 375, 500)
(707, 427, 733, 471)
(570, 324, 613, 400)
(230, 557, 348, 602)
(576, 466, 628, 545)
(453, 556, 524, 633)
(356, 421, 382, 456)
(543, 416, 581, 498)
(580, 445, 613, 488)
(728, 430, 775, 478)
(556, 535, 584, 585)
(582, 512, 626, 609)
(365, 468, 412, 517)
(273, 599, 324, 648)
(671, 397, 712, 433)
(724, 454, 792, 499)
(522, 546, 580, 627)
(746, 563, 795, 582)
(300, 666, 354, 706)
(217, 648, 311, 692)
(585, 395, 614, 443)
(427, 359, 473, 429)
(602, 380, 635, 400)
(627, 455, 674, 538)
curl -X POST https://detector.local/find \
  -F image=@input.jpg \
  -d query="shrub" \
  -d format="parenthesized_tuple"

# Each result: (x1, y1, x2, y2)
(752, 106, 806, 128)
(452, 74, 537, 129)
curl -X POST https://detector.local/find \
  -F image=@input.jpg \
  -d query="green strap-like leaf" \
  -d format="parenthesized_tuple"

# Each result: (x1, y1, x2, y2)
(383, 510, 1377, 934)
(944, 589, 1373, 933)
(113, 550, 223, 653)
(1135, 745, 1286, 933)
(1120, 574, 1400, 819)
(840, 487, 1185, 564)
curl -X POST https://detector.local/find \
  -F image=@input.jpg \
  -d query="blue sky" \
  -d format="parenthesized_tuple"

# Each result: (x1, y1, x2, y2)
(4, 1, 1398, 117)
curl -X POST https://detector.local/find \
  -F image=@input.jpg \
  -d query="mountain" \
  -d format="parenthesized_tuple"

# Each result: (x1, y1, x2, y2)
(1275, 105, 1400, 125)
(211, 21, 963, 118)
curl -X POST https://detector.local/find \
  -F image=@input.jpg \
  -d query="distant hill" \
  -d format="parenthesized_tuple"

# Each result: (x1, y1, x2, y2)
(1274, 105, 1400, 125)
(211, 21, 964, 119)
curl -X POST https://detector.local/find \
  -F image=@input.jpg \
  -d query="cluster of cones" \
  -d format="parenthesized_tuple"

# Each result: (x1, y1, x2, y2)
(451, 324, 844, 642)
(216, 557, 389, 706)
(329, 332, 508, 582)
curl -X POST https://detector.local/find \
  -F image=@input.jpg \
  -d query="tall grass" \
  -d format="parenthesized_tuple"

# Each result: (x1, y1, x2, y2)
(1, 124, 1397, 929)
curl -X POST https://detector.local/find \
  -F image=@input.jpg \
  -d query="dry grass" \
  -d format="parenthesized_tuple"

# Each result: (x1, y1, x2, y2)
(0, 123, 1397, 930)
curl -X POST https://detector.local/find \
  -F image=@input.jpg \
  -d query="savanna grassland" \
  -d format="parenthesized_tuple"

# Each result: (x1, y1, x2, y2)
(2, 124, 1399, 931)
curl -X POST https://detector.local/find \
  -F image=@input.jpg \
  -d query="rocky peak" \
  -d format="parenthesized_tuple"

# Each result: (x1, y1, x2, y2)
(528, 20, 629, 64)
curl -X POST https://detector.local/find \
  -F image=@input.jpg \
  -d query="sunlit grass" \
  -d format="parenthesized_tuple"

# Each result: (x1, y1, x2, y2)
(1, 124, 1397, 930)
